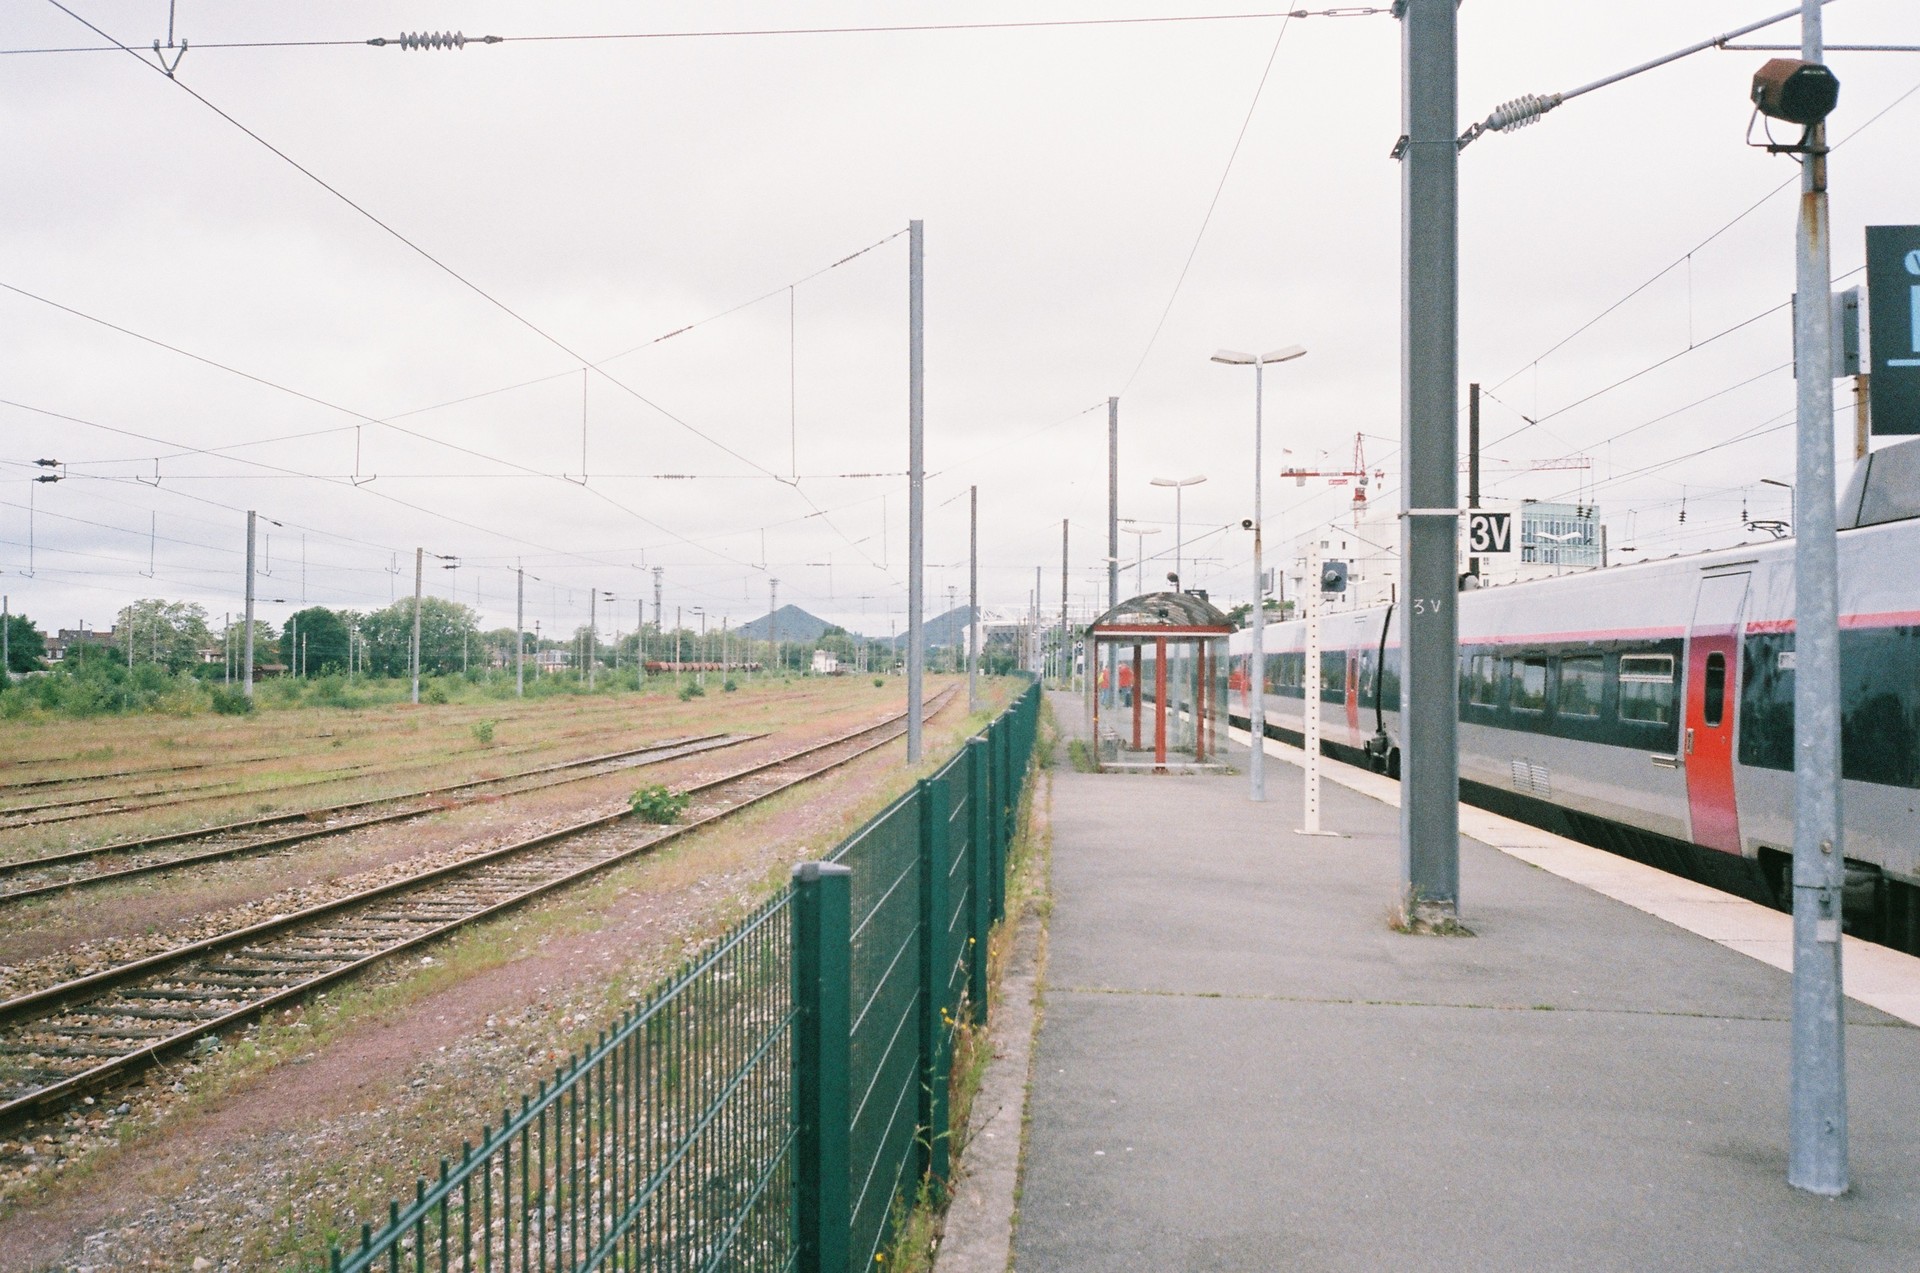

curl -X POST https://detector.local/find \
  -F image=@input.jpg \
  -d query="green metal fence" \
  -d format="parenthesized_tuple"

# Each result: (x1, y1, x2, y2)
(329, 681, 1042, 1273)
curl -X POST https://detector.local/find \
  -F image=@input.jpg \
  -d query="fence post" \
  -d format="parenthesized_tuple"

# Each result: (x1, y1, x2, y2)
(990, 719, 1007, 923)
(1003, 717, 1019, 918)
(966, 737, 990, 1025)
(916, 777, 952, 1191)
(792, 861, 852, 1273)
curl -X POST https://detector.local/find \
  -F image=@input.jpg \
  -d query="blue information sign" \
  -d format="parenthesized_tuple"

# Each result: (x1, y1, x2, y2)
(1866, 224, 1920, 435)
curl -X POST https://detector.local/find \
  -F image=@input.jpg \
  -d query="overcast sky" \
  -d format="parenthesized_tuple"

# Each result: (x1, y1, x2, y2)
(3, 1, 1914, 642)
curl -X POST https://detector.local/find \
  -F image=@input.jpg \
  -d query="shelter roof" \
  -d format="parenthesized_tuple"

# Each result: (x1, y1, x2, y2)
(1088, 591, 1234, 635)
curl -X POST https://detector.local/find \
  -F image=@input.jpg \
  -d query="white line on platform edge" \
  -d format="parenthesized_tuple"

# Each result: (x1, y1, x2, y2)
(1226, 723, 1920, 1028)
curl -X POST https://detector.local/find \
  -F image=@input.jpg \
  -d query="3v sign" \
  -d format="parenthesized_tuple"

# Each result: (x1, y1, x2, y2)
(1467, 510, 1512, 554)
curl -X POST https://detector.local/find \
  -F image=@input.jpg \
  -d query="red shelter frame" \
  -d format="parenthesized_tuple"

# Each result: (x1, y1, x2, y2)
(1085, 592, 1234, 773)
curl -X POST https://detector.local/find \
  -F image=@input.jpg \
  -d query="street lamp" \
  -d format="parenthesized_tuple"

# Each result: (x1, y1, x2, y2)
(1213, 345, 1307, 804)
(1149, 475, 1207, 589)
(1120, 523, 1162, 596)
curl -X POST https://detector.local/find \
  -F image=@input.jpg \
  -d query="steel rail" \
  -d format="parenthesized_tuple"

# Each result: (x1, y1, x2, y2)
(0, 732, 754, 905)
(0, 696, 705, 823)
(0, 725, 634, 828)
(0, 753, 280, 795)
(0, 688, 956, 1127)
(0, 760, 388, 819)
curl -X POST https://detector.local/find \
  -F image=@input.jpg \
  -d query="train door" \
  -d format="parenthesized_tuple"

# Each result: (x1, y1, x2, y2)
(1684, 572, 1750, 853)
(1344, 650, 1361, 739)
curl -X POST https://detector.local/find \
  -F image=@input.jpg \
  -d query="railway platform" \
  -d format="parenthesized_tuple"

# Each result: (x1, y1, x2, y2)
(998, 693, 1920, 1270)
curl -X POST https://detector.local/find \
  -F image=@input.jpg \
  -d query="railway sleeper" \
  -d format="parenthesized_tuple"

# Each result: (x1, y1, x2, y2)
(198, 965, 330, 982)
(31, 1023, 180, 1040)
(85, 1003, 230, 1021)
(114, 987, 248, 1002)
(0, 1043, 126, 1061)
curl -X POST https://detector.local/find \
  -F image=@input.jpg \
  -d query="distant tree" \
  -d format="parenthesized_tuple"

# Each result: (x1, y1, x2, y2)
(3, 612, 47, 673)
(280, 607, 351, 674)
(1224, 598, 1291, 628)
(114, 599, 214, 672)
(357, 596, 480, 678)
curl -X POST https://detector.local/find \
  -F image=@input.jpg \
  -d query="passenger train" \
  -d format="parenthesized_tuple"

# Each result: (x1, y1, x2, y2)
(1226, 437, 1920, 951)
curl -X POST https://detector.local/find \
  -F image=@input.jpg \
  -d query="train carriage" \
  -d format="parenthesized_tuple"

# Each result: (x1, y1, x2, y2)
(1228, 437, 1920, 947)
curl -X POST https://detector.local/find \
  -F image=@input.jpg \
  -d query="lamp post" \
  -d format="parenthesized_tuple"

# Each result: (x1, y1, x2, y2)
(1120, 523, 1161, 596)
(1149, 475, 1207, 589)
(1213, 345, 1308, 805)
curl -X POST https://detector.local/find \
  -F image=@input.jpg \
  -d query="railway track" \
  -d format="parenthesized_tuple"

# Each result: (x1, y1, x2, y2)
(0, 760, 388, 822)
(0, 689, 954, 1127)
(0, 697, 717, 824)
(0, 733, 757, 905)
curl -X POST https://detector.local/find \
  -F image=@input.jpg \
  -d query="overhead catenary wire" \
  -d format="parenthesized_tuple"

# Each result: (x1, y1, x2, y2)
(1117, 12, 1296, 396)
(1487, 72, 1920, 394)
(3, 9, 1392, 57)
(43, 0, 790, 489)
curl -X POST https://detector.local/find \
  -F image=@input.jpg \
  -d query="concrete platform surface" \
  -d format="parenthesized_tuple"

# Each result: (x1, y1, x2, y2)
(1016, 695, 1920, 1271)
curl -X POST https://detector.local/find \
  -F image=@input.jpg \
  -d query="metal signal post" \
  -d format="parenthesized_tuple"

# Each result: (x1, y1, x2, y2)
(1788, 0, 1847, 1198)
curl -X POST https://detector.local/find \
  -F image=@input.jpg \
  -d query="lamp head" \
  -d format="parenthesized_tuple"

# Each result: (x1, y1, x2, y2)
(1751, 58, 1839, 126)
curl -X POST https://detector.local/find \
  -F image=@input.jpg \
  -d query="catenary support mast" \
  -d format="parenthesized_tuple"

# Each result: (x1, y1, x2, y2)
(1397, 0, 1462, 924)
(907, 220, 926, 761)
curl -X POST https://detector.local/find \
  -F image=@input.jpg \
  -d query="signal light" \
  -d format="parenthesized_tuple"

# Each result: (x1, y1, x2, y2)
(1751, 58, 1839, 127)
(1321, 561, 1349, 594)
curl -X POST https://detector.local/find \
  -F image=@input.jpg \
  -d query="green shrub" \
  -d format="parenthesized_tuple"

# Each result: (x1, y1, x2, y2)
(210, 687, 255, 715)
(424, 682, 450, 705)
(471, 719, 496, 745)
(873, 677, 885, 688)
(629, 784, 691, 824)
(722, 678, 738, 692)
(678, 680, 705, 701)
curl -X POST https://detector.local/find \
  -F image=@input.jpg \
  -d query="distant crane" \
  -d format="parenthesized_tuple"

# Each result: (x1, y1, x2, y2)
(1279, 433, 1384, 528)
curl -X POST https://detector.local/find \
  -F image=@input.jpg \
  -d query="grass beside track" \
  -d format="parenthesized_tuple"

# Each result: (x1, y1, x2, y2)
(0, 678, 866, 862)
(0, 676, 997, 1272)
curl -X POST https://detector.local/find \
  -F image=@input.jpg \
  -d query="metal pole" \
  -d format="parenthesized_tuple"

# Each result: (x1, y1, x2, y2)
(243, 511, 257, 698)
(2, 595, 8, 681)
(968, 485, 980, 712)
(588, 588, 597, 690)
(1303, 537, 1323, 832)
(1251, 359, 1267, 802)
(1060, 519, 1069, 691)
(769, 578, 779, 677)
(1468, 382, 1482, 578)
(515, 564, 525, 697)
(1033, 569, 1042, 674)
(1789, 0, 1847, 1197)
(1397, 0, 1462, 924)
(1175, 487, 1184, 585)
(1107, 396, 1120, 703)
(410, 546, 423, 704)
(908, 219, 926, 761)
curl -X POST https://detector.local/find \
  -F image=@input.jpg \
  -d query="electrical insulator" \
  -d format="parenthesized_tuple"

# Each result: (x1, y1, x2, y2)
(1488, 93, 1562, 133)
(369, 31, 502, 50)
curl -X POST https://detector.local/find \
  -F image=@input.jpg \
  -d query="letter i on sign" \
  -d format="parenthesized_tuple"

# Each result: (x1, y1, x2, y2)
(1910, 248, 1920, 354)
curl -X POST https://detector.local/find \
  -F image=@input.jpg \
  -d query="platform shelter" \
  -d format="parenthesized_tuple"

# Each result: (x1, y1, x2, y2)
(1084, 591, 1233, 773)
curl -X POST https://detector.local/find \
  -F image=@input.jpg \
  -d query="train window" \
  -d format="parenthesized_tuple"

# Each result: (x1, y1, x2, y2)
(1557, 655, 1605, 718)
(1618, 654, 1675, 725)
(1703, 653, 1727, 727)
(1467, 654, 1501, 707)
(1509, 657, 1549, 713)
